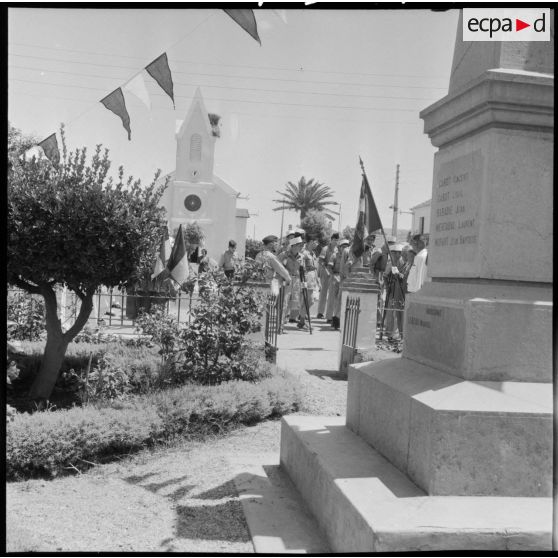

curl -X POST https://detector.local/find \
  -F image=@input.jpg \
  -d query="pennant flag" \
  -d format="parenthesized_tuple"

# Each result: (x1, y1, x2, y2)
(38, 133, 60, 166)
(272, 9, 288, 24)
(352, 167, 383, 259)
(166, 225, 189, 285)
(146, 53, 174, 108)
(101, 88, 131, 140)
(151, 229, 172, 279)
(123, 72, 151, 110)
(224, 9, 261, 45)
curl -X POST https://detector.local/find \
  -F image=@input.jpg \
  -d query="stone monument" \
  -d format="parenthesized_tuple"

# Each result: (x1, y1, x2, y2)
(280, 11, 553, 551)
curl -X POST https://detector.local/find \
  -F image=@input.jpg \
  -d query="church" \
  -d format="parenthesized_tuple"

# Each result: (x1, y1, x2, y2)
(158, 88, 249, 260)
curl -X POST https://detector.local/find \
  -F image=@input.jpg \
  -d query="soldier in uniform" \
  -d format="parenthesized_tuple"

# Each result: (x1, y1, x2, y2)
(318, 232, 339, 320)
(297, 234, 320, 329)
(327, 237, 350, 329)
(278, 236, 305, 330)
(255, 235, 291, 288)
(331, 238, 352, 329)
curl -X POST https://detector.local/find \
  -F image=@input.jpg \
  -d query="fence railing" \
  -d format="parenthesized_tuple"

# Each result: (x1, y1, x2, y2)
(264, 293, 280, 363)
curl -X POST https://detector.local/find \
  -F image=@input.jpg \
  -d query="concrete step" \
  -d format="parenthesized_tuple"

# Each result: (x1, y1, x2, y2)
(229, 453, 330, 554)
(280, 415, 552, 552)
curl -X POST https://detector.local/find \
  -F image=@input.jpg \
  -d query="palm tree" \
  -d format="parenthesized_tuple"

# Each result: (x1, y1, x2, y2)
(273, 176, 337, 220)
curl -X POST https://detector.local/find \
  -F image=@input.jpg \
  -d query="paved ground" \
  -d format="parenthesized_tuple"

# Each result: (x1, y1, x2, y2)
(7, 315, 401, 554)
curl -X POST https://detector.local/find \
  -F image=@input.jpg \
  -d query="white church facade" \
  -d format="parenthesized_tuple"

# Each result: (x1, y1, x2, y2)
(159, 88, 249, 259)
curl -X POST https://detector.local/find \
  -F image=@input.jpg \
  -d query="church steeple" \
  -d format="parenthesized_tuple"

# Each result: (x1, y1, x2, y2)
(175, 88, 216, 183)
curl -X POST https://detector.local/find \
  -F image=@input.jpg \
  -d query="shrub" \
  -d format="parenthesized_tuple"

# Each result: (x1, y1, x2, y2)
(175, 273, 265, 385)
(7, 291, 45, 341)
(6, 369, 303, 480)
(135, 308, 182, 361)
(6, 403, 164, 480)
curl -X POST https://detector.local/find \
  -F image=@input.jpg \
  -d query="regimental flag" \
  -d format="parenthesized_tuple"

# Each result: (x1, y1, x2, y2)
(101, 88, 131, 140)
(146, 53, 174, 108)
(151, 229, 172, 280)
(38, 133, 60, 167)
(352, 165, 383, 259)
(166, 225, 189, 285)
(123, 72, 151, 110)
(224, 9, 261, 45)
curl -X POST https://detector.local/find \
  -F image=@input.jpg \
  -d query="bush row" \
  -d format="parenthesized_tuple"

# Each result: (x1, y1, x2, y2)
(6, 371, 302, 481)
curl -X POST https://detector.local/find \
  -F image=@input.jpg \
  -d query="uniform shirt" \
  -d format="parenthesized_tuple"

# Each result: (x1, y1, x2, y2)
(301, 248, 318, 272)
(340, 247, 353, 280)
(279, 250, 304, 277)
(407, 248, 428, 293)
(218, 249, 239, 271)
(255, 249, 290, 283)
(328, 247, 345, 274)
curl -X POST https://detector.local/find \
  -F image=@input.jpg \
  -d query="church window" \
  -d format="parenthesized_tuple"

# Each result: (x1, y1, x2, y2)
(190, 134, 202, 161)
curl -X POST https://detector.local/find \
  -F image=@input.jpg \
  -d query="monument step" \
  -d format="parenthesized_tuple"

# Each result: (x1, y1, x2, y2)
(280, 415, 551, 552)
(347, 359, 552, 497)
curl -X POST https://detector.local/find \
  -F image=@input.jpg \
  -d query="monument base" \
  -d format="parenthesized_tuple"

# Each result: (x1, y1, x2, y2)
(346, 359, 552, 497)
(280, 415, 551, 552)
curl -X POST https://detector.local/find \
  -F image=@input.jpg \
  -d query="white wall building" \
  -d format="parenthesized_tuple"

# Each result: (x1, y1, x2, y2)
(158, 88, 248, 259)
(410, 198, 431, 238)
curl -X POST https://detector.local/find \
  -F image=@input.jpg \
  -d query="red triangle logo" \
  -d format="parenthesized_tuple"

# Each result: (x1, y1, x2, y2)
(516, 19, 530, 31)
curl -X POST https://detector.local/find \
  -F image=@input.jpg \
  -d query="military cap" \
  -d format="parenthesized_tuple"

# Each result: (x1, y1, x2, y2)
(262, 235, 278, 245)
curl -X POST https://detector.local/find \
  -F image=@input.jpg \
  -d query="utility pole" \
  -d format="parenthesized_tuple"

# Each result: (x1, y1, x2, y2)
(390, 164, 400, 237)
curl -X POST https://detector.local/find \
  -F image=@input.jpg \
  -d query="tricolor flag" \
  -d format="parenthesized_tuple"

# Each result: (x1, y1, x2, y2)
(38, 133, 60, 167)
(352, 163, 383, 259)
(146, 53, 174, 108)
(101, 88, 131, 140)
(224, 9, 261, 45)
(151, 230, 172, 279)
(166, 225, 189, 285)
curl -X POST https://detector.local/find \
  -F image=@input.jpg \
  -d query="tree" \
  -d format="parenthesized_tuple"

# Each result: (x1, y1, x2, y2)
(300, 210, 333, 249)
(8, 126, 169, 400)
(245, 238, 264, 259)
(342, 225, 356, 243)
(273, 176, 337, 220)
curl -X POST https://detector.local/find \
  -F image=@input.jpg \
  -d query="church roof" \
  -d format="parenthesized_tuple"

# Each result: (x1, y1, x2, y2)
(176, 87, 213, 140)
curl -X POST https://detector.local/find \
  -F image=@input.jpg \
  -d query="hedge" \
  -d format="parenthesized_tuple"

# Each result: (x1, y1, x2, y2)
(7, 371, 302, 481)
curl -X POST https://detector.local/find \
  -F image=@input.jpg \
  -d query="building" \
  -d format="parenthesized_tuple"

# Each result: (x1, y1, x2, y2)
(410, 198, 431, 240)
(158, 88, 249, 259)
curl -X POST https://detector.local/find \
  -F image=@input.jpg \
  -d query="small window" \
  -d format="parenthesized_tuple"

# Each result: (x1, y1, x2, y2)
(419, 216, 425, 234)
(190, 134, 202, 161)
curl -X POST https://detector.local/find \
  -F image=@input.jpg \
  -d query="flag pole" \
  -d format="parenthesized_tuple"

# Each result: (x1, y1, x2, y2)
(359, 157, 396, 267)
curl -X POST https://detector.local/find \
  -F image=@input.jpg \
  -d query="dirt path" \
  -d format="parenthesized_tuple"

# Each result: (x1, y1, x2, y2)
(6, 320, 400, 553)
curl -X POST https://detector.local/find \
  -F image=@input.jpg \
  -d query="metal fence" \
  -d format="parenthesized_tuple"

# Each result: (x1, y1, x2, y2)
(264, 293, 281, 363)
(7, 287, 202, 332)
(340, 296, 361, 370)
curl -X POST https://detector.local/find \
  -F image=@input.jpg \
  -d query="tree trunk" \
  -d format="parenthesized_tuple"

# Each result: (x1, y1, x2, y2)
(29, 286, 94, 401)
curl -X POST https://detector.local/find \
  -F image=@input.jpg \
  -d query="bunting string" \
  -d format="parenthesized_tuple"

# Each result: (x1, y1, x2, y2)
(29, 9, 259, 159)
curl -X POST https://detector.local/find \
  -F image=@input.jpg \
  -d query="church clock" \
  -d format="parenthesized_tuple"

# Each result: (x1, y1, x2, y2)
(184, 194, 202, 212)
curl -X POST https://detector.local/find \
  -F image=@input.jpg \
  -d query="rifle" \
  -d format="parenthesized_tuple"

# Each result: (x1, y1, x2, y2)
(299, 264, 313, 335)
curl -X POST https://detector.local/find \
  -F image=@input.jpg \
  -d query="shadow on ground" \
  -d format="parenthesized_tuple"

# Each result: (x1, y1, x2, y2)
(305, 368, 347, 381)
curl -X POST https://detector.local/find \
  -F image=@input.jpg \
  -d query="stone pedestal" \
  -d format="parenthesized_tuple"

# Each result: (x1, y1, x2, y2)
(279, 11, 553, 551)
(338, 267, 379, 374)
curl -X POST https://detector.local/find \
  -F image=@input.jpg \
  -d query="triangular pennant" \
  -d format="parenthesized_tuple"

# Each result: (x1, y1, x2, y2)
(145, 53, 174, 108)
(272, 9, 288, 24)
(123, 72, 151, 110)
(100, 88, 131, 140)
(223, 9, 261, 45)
(38, 133, 60, 166)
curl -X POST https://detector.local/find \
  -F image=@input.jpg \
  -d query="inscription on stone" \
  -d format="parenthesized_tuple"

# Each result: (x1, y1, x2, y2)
(431, 151, 482, 266)
(405, 303, 465, 372)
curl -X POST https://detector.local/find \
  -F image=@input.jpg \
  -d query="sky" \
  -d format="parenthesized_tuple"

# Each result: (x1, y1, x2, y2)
(8, 7, 459, 241)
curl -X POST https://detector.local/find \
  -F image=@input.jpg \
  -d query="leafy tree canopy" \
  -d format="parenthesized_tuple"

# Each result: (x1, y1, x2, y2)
(300, 210, 334, 248)
(273, 176, 337, 220)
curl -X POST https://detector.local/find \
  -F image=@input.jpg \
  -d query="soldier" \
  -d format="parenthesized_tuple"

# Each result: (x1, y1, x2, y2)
(255, 235, 291, 290)
(278, 236, 305, 330)
(318, 232, 339, 320)
(298, 234, 320, 329)
(327, 237, 350, 330)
